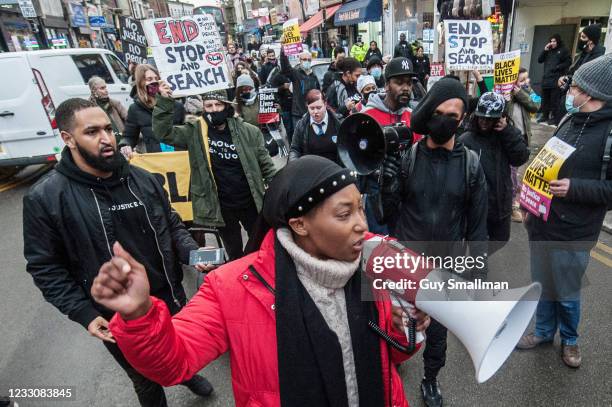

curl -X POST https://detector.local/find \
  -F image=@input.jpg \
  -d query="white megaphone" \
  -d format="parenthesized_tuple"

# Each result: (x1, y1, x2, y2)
(363, 237, 541, 383)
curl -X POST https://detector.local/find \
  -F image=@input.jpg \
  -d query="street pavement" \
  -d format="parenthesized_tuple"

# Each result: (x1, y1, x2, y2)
(1, 124, 611, 406)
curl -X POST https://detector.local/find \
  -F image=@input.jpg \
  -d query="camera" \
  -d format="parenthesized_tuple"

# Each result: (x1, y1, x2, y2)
(560, 75, 572, 93)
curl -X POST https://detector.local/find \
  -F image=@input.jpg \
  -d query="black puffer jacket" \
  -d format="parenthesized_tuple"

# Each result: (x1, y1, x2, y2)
(527, 103, 612, 242)
(382, 140, 488, 243)
(289, 109, 341, 162)
(537, 46, 571, 89)
(23, 148, 197, 329)
(121, 98, 185, 152)
(458, 124, 530, 221)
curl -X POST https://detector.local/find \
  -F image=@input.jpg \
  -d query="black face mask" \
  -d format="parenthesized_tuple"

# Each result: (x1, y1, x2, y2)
(205, 108, 229, 126)
(577, 39, 589, 52)
(427, 114, 460, 145)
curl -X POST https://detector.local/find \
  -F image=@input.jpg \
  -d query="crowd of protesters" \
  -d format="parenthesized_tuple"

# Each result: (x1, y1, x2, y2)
(20, 23, 612, 407)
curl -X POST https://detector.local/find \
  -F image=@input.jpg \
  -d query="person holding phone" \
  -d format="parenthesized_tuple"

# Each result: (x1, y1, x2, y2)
(92, 155, 430, 407)
(23, 98, 215, 407)
(119, 64, 185, 157)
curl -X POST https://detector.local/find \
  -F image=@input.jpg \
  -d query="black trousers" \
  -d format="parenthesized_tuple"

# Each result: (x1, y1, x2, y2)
(540, 87, 561, 124)
(487, 215, 511, 255)
(218, 202, 259, 260)
(101, 288, 185, 407)
(423, 318, 448, 382)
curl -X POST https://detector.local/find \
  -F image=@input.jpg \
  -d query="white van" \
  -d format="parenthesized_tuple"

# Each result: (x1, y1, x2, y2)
(0, 48, 132, 176)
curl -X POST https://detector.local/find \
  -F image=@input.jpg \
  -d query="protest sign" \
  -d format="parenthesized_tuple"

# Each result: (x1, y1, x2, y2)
(494, 50, 521, 94)
(427, 63, 446, 91)
(444, 20, 493, 71)
(258, 88, 279, 124)
(520, 137, 575, 221)
(282, 18, 303, 55)
(142, 15, 230, 97)
(120, 16, 148, 65)
(131, 152, 193, 221)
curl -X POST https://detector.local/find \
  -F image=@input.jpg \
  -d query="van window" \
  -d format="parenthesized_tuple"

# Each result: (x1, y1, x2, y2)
(105, 54, 129, 84)
(71, 54, 114, 84)
(0, 57, 30, 100)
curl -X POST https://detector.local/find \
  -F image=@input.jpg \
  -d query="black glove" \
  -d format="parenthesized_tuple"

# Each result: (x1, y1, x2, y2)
(382, 154, 401, 194)
(382, 154, 401, 180)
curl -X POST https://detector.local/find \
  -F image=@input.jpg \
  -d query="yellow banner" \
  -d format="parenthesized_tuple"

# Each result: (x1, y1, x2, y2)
(493, 50, 521, 94)
(282, 18, 302, 55)
(130, 151, 193, 221)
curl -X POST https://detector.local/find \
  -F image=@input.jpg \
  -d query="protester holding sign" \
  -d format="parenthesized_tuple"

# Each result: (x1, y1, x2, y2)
(518, 54, 612, 369)
(152, 85, 277, 260)
(23, 98, 215, 407)
(280, 49, 320, 128)
(458, 92, 529, 253)
(120, 64, 185, 156)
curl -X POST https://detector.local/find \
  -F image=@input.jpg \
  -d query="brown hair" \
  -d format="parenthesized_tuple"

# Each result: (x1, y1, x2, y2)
(305, 89, 325, 105)
(134, 64, 160, 108)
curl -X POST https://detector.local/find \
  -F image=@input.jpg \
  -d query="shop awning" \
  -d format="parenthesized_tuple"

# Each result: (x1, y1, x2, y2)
(300, 4, 342, 34)
(334, 0, 382, 26)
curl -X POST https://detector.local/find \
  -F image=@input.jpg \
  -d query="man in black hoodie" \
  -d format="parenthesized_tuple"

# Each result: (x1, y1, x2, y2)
(23, 98, 214, 406)
(517, 54, 612, 369)
(380, 78, 488, 407)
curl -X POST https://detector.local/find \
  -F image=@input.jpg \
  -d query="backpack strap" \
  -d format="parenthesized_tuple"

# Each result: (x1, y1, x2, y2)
(462, 145, 480, 239)
(600, 121, 612, 180)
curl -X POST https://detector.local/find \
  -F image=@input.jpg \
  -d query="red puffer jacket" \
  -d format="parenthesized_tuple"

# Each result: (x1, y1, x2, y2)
(110, 230, 419, 406)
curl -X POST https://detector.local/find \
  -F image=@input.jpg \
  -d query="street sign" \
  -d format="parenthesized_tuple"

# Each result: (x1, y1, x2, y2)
(18, 0, 36, 18)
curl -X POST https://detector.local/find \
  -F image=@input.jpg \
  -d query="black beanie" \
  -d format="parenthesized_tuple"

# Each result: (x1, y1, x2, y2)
(410, 77, 468, 135)
(582, 24, 602, 44)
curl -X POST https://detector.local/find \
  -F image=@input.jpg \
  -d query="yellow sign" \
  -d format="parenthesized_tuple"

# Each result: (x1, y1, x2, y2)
(281, 18, 302, 55)
(493, 50, 520, 94)
(131, 151, 193, 221)
(520, 136, 575, 221)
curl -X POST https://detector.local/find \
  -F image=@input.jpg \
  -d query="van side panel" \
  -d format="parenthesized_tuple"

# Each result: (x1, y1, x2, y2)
(0, 54, 61, 163)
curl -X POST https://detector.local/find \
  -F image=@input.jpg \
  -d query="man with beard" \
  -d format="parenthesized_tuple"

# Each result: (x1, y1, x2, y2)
(362, 57, 417, 128)
(380, 78, 488, 407)
(358, 57, 420, 235)
(23, 98, 214, 407)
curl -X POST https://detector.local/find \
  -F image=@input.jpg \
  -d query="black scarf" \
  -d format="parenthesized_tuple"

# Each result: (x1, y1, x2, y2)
(274, 236, 385, 407)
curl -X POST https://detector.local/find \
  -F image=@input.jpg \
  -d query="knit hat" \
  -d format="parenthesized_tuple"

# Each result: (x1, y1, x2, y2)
(581, 24, 602, 44)
(572, 53, 612, 101)
(236, 74, 255, 89)
(357, 75, 377, 93)
(411, 77, 469, 134)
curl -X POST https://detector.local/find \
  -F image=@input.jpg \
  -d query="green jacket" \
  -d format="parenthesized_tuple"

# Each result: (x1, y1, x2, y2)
(350, 43, 368, 62)
(152, 95, 277, 227)
(506, 88, 540, 145)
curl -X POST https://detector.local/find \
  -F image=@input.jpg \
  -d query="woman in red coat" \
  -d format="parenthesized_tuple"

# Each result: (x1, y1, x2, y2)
(92, 156, 429, 407)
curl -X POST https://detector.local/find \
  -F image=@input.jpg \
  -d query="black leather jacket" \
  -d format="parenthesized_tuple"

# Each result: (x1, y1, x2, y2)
(23, 148, 197, 329)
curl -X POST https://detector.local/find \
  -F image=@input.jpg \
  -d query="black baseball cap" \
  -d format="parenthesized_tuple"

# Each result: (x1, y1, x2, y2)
(384, 57, 416, 80)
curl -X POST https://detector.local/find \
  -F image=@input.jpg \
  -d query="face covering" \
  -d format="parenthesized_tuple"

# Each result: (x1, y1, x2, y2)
(565, 92, 589, 115)
(146, 82, 159, 96)
(427, 114, 459, 145)
(302, 61, 312, 71)
(363, 91, 375, 104)
(370, 67, 382, 80)
(205, 108, 229, 126)
(95, 94, 110, 104)
(577, 39, 589, 51)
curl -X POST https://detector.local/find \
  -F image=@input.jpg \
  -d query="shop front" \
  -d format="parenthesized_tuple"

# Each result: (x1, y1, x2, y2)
(42, 14, 71, 48)
(333, 0, 382, 55)
(299, 2, 342, 57)
(0, 3, 38, 51)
